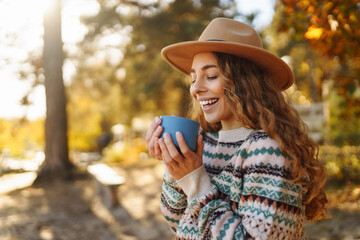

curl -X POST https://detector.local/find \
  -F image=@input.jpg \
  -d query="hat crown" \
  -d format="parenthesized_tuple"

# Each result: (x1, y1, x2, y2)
(198, 18, 262, 48)
(161, 18, 294, 90)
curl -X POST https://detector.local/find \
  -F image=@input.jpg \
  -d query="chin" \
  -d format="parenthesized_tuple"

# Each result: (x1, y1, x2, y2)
(204, 115, 219, 124)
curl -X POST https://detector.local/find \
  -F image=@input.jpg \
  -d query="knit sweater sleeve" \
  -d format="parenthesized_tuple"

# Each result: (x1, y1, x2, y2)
(175, 134, 306, 239)
(160, 163, 188, 233)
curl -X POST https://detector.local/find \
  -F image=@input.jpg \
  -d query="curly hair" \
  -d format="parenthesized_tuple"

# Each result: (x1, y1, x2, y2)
(189, 52, 328, 221)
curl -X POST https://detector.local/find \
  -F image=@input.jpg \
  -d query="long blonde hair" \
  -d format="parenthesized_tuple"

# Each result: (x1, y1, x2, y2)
(189, 52, 328, 221)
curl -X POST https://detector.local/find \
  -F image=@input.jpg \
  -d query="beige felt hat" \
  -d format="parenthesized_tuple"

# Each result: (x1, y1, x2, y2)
(161, 18, 294, 90)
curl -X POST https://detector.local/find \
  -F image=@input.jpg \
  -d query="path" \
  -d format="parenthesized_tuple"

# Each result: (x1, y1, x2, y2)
(0, 162, 359, 239)
(0, 162, 174, 240)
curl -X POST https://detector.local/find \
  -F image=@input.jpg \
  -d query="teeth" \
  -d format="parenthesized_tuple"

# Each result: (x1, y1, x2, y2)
(199, 99, 218, 106)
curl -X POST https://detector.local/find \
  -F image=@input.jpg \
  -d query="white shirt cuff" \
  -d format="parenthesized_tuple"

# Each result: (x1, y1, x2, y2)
(176, 165, 214, 203)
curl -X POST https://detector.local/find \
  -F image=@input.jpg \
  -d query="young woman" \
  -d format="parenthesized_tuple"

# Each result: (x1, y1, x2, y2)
(145, 18, 328, 239)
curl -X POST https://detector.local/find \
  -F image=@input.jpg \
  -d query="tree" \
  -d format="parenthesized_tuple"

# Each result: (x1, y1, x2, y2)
(77, 0, 239, 127)
(35, 0, 73, 182)
(263, 4, 325, 104)
(277, 1, 360, 106)
(272, 0, 360, 145)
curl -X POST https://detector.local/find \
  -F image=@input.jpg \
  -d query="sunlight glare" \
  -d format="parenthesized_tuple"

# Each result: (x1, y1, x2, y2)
(43, 0, 56, 13)
(0, 0, 100, 120)
(0, 0, 46, 119)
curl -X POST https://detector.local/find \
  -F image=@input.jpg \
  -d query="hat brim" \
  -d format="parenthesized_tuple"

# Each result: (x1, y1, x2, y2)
(161, 41, 294, 90)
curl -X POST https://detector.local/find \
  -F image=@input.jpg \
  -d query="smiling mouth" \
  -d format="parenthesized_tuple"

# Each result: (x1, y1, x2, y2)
(199, 98, 219, 107)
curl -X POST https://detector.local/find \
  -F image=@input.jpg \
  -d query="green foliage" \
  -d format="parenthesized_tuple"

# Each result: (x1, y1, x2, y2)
(4, 1, 242, 155)
(269, 1, 360, 145)
(66, 60, 123, 151)
(320, 145, 360, 183)
(327, 83, 360, 145)
(77, 0, 239, 127)
(121, 0, 238, 119)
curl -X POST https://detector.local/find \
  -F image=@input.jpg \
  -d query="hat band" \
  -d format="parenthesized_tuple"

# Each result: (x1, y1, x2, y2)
(205, 39, 225, 42)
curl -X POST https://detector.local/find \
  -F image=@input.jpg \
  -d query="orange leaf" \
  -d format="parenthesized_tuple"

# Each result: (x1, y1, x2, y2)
(305, 25, 323, 39)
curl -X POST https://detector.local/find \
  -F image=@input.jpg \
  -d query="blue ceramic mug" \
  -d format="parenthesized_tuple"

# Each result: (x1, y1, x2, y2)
(160, 115, 200, 152)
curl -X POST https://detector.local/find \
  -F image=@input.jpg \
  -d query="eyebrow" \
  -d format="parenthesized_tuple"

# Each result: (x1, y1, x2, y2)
(190, 64, 218, 73)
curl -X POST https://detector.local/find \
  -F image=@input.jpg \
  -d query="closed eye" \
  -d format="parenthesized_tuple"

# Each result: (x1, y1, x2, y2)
(208, 76, 218, 80)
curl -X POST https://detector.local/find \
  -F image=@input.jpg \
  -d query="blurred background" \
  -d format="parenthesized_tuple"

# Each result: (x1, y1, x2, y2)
(0, 0, 359, 239)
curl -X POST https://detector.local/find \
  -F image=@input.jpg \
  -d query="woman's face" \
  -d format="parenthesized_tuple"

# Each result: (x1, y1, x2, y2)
(190, 52, 238, 130)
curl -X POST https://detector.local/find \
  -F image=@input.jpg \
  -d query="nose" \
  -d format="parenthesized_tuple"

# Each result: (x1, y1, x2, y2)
(190, 78, 207, 95)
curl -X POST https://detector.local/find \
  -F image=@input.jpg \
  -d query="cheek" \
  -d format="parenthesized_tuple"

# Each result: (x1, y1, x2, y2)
(219, 88, 230, 108)
(214, 82, 226, 97)
(220, 97, 230, 111)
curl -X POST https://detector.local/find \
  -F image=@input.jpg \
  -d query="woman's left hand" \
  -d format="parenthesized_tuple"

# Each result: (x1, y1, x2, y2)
(159, 132, 204, 180)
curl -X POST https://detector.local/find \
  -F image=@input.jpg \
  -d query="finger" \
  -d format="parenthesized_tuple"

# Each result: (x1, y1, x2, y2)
(154, 140, 163, 160)
(148, 125, 163, 147)
(146, 136, 155, 155)
(195, 134, 204, 156)
(145, 117, 162, 142)
(146, 125, 163, 152)
(154, 125, 163, 138)
(175, 131, 192, 157)
(164, 133, 183, 162)
(159, 138, 172, 163)
(159, 139, 178, 167)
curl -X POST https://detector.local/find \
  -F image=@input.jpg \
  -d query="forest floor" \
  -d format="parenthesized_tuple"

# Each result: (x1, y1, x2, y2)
(0, 160, 359, 240)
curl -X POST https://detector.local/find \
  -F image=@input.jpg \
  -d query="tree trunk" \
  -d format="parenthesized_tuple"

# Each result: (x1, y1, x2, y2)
(36, 0, 73, 183)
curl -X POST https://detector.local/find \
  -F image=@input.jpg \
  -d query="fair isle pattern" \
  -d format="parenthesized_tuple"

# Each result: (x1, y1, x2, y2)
(161, 178, 188, 232)
(160, 129, 307, 239)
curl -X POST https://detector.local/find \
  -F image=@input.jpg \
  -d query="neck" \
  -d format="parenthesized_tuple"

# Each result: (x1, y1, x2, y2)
(221, 119, 243, 130)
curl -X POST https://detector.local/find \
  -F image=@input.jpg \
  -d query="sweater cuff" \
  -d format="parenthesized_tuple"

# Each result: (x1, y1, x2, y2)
(162, 161, 176, 182)
(176, 165, 214, 203)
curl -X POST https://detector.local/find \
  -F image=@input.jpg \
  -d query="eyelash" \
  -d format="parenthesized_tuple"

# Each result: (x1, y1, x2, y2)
(191, 76, 217, 84)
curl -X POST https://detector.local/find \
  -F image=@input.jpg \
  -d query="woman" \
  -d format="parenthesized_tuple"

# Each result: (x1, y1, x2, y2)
(145, 18, 327, 239)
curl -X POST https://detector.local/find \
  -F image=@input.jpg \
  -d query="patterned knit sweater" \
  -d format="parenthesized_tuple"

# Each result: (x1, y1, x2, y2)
(160, 128, 307, 240)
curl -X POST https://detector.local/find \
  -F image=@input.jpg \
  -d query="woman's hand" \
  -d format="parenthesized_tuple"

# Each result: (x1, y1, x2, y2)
(159, 132, 204, 180)
(145, 117, 163, 160)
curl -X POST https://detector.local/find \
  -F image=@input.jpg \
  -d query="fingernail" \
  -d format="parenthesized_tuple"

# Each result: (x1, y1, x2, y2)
(176, 131, 181, 137)
(155, 116, 161, 124)
(165, 133, 172, 139)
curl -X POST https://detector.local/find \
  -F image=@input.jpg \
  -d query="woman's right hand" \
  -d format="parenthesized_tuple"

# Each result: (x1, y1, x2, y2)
(145, 116, 163, 160)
